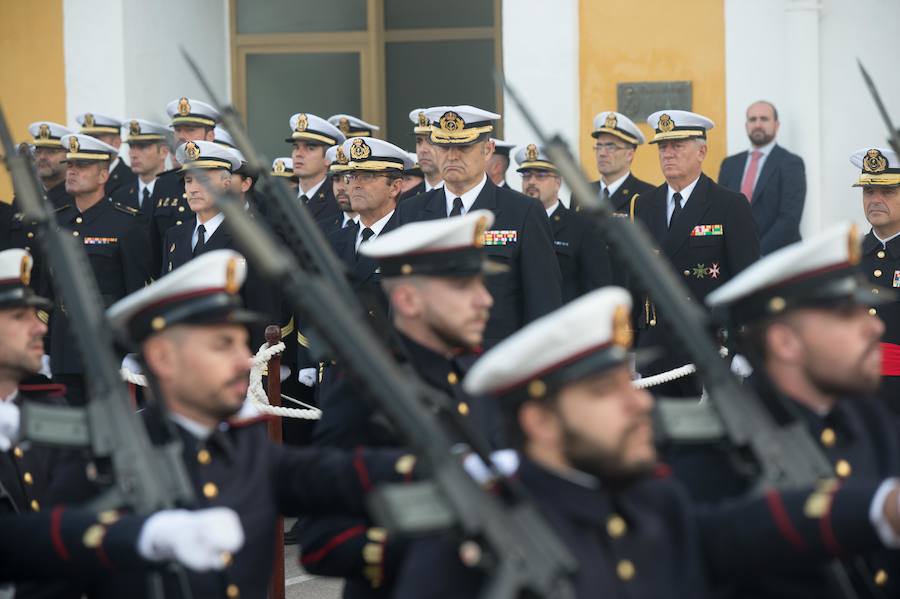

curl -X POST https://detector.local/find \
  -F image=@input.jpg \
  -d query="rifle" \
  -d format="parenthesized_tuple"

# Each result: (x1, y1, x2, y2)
(858, 60, 900, 156)
(0, 106, 195, 515)
(497, 74, 866, 597)
(182, 54, 578, 598)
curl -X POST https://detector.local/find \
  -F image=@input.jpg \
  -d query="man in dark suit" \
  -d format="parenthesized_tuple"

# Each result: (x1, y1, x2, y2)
(632, 110, 759, 395)
(587, 111, 655, 216)
(161, 140, 279, 349)
(285, 112, 346, 231)
(395, 105, 562, 348)
(398, 108, 444, 202)
(514, 143, 611, 302)
(112, 119, 171, 275)
(852, 146, 900, 415)
(50, 133, 152, 405)
(299, 211, 499, 597)
(717, 101, 805, 255)
(75, 112, 136, 197)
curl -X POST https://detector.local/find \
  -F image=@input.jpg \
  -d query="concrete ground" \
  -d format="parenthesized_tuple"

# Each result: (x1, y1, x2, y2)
(282, 518, 344, 599)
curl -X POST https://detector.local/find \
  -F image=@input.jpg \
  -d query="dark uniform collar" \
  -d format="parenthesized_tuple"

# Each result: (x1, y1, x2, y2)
(64, 196, 111, 224)
(864, 229, 900, 259)
(518, 457, 617, 528)
(396, 332, 464, 392)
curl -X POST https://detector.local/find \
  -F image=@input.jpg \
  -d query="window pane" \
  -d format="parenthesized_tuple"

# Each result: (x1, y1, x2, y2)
(236, 0, 367, 34)
(384, 0, 493, 30)
(384, 39, 497, 148)
(245, 52, 361, 162)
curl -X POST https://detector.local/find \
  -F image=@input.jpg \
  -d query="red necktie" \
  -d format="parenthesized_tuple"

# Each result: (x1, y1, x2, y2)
(740, 150, 762, 201)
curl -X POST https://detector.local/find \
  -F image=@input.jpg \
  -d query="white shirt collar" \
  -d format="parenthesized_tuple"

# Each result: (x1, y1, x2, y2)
(298, 176, 326, 200)
(601, 171, 630, 197)
(137, 178, 157, 205)
(356, 210, 394, 251)
(169, 412, 214, 440)
(110, 156, 121, 173)
(749, 139, 777, 157)
(341, 213, 358, 228)
(874, 229, 900, 247)
(546, 201, 560, 217)
(444, 174, 489, 216)
(425, 178, 443, 192)
(667, 175, 702, 206)
(193, 211, 226, 246)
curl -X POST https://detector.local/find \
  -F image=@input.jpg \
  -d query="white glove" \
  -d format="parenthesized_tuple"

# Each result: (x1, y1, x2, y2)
(298, 367, 317, 387)
(138, 507, 244, 572)
(121, 354, 143, 375)
(730, 353, 754, 378)
(463, 449, 520, 484)
(40, 354, 52, 379)
(279, 365, 291, 382)
(0, 400, 20, 451)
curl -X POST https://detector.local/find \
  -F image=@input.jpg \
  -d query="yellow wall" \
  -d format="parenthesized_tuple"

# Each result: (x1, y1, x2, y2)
(579, 0, 726, 186)
(0, 0, 67, 203)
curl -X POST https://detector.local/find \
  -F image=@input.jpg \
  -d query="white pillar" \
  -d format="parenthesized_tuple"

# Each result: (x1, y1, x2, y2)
(784, 0, 822, 238)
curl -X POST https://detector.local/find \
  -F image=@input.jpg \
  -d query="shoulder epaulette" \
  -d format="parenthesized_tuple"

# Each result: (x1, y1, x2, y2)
(113, 202, 139, 215)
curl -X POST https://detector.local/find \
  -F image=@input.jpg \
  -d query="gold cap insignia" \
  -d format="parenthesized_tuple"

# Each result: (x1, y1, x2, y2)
(20, 255, 31, 286)
(273, 159, 286, 174)
(295, 113, 308, 132)
(658, 114, 674, 133)
(439, 111, 464, 133)
(863, 149, 888, 174)
(612, 305, 633, 348)
(178, 97, 191, 117)
(224, 257, 239, 294)
(129, 120, 141, 136)
(473, 216, 488, 248)
(350, 138, 371, 160)
(68, 136, 80, 152)
(335, 146, 349, 164)
(83, 113, 95, 128)
(525, 143, 538, 162)
(38, 124, 50, 140)
(848, 223, 861, 265)
(417, 112, 429, 127)
(338, 117, 351, 135)
(185, 141, 201, 161)
(604, 113, 618, 129)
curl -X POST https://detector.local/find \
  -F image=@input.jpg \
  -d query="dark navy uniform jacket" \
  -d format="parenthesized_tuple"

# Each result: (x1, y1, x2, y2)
(53, 415, 416, 599)
(162, 214, 281, 350)
(298, 333, 499, 597)
(668, 385, 900, 598)
(395, 180, 562, 348)
(396, 456, 893, 599)
(631, 173, 759, 390)
(861, 231, 900, 416)
(548, 200, 611, 303)
(49, 199, 151, 376)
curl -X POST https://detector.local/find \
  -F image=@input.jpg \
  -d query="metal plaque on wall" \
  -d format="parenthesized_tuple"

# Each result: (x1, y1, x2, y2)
(617, 81, 692, 122)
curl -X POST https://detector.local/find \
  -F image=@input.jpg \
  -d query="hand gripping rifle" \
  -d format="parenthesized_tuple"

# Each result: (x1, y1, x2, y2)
(182, 52, 577, 599)
(497, 74, 866, 597)
(0, 104, 197, 521)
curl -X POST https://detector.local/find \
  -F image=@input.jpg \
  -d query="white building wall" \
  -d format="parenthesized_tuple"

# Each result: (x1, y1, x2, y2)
(501, 0, 579, 199)
(725, 0, 900, 236)
(63, 0, 230, 156)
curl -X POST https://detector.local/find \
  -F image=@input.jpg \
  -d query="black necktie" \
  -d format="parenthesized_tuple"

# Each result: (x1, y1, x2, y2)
(141, 187, 150, 209)
(361, 227, 375, 243)
(193, 224, 206, 256)
(669, 192, 683, 230)
(300, 194, 310, 205)
(449, 197, 464, 217)
(602, 187, 611, 201)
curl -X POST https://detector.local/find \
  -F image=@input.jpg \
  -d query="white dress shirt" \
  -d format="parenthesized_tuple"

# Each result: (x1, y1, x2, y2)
(666, 176, 702, 225)
(600, 172, 630, 198)
(444, 174, 489, 216)
(137, 178, 157, 209)
(192, 212, 225, 250)
(355, 210, 394, 251)
(425, 178, 443, 192)
(298, 176, 326, 200)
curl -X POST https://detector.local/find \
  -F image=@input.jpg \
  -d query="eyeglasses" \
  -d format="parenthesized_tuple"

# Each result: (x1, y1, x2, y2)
(520, 171, 557, 181)
(593, 143, 628, 153)
(342, 172, 394, 184)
